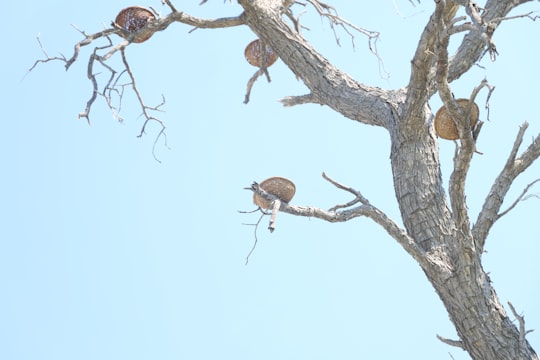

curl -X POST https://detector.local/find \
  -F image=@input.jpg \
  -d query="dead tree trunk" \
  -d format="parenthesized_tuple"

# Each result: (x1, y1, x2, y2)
(34, 0, 540, 358)
(239, 0, 540, 358)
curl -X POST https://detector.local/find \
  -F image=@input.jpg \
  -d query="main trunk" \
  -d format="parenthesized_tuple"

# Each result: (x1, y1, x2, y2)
(235, 0, 538, 357)
(433, 252, 537, 360)
(390, 126, 538, 360)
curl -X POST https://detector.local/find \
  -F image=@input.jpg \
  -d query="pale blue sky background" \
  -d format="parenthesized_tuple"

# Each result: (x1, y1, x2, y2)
(2, 1, 539, 359)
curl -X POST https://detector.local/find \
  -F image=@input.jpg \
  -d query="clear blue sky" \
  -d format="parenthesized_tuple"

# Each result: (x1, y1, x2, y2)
(2, 1, 539, 359)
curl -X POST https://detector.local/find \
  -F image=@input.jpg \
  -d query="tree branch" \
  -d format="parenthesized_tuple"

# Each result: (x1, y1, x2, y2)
(161, 0, 178, 13)
(408, 0, 538, 99)
(279, 93, 322, 107)
(445, 81, 489, 233)
(241, 209, 267, 265)
(283, 199, 430, 268)
(403, 0, 458, 126)
(507, 301, 536, 349)
(243, 40, 275, 105)
(28, 3, 246, 159)
(120, 49, 168, 161)
(153, 9, 245, 33)
(248, 173, 428, 268)
(434, 3, 486, 242)
(71, 26, 123, 70)
(322, 172, 370, 211)
(497, 179, 540, 218)
(27, 35, 68, 73)
(238, 0, 395, 128)
(30, 4, 246, 80)
(447, 0, 536, 84)
(437, 334, 465, 349)
(473, 123, 540, 251)
(303, 0, 382, 53)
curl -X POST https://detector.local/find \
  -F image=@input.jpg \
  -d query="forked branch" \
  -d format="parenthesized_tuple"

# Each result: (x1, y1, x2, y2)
(28, 2, 246, 160)
(448, 0, 537, 84)
(473, 122, 540, 251)
(247, 173, 428, 267)
(303, 0, 387, 76)
(29, 32, 168, 159)
(321, 172, 370, 211)
(508, 301, 535, 348)
(497, 179, 540, 218)
(435, 3, 475, 237)
(446, 80, 492, 232)
(303, 0, 380, 49)
(404, 0, 458, 115)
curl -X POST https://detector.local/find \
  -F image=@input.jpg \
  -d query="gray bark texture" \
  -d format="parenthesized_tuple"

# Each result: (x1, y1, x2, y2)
(239, 0, 540, 359)
(47, 0, 539, 358)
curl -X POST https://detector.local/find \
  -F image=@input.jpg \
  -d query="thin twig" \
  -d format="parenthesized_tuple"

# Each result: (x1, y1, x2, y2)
(490, 11, 540, 24)
(242, 210, 267, 265)
(26, 35, 67, 74)
(162, 0, 178, 12)
(497, 178, 540, 219)
(473, 122, 540, 251)
(244, 68, 265, 104)
(305, 0, 379, 45)
(120, 49, 167, 161)
(66, 27, 120, 70)
(29, 7, 247, 160)
(294, 0, 387, 77)
(322, 172, 370, 212)
(507, 301, 529, 348)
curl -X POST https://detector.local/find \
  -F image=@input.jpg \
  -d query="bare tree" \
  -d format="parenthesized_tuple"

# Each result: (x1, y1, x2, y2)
(31, 1, 539, 359)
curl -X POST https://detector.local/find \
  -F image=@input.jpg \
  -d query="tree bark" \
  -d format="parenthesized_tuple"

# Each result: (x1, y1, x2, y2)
(43, 0, 538, 358)
(239, 0, 539, 359)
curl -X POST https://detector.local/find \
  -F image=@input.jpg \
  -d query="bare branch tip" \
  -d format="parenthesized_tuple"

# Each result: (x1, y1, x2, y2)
(508, 301, 528, 346)
(436, 334, 465, 349)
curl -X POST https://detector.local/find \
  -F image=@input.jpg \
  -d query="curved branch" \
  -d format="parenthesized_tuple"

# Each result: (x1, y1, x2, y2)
(497, 178, 540, 218)
(78, 39, 128, 122)
(433, 3, 490, 243)
(148, 9, 245, 33)
(303, 0, 381, 51)
(473, 123, 540, 251)
(29, 4, 246, 158)
(409, 0, 537, 98)
(443, 80, 489, 232)
(322, 172, 370, 211)
(282, 202, 429, 267)
(447, 0, 535, 83)
(248, 176, 428, 268)
(31, 7, 246, 74)
(403, 1, 458, 126)
(237, 0, 395, 128)
(507, 301, 535, 348)
(120, 49, 167, 161)
(66, 27, 120, 70)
